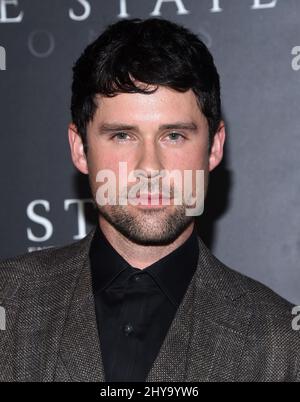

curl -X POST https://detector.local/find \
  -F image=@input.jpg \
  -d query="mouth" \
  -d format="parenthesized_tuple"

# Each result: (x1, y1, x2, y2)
(128, 193, 173, 207)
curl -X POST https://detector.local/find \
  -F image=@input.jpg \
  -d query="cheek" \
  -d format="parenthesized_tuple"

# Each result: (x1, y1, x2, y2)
(87, 154, 122, 187)
(87, 138, 123, 170)
(164, 147, 209, 172)
(86, 147, 136, 197)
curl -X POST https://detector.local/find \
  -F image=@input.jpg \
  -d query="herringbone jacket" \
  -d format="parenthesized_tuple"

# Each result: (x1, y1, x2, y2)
(0, 227, 299, 382)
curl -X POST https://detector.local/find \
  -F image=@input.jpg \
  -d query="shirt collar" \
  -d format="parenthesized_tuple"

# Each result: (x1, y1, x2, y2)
(89, 224, 199, 307)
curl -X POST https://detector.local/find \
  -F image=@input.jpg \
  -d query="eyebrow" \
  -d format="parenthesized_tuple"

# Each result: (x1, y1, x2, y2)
(98, 121, 199, 133)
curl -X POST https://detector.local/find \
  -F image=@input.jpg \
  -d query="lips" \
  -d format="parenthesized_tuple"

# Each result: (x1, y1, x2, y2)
(139, 193, 167, 200)
(128, 193, 172, 205)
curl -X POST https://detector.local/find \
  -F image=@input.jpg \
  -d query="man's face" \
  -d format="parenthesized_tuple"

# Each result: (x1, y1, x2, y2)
(69, 85, 225, 245)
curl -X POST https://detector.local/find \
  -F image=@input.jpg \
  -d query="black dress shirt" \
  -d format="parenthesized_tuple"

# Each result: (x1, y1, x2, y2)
(89, 224, 199, 382)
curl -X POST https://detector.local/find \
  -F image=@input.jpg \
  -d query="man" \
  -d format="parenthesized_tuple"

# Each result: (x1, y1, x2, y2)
(0, 18, 299, 382)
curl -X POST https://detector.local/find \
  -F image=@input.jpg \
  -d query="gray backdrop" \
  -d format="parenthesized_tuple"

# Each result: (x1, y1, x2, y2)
(0, 0, 300, 304)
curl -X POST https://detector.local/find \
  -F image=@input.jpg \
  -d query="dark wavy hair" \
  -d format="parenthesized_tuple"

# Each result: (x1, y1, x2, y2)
(71, 18, 221, 152)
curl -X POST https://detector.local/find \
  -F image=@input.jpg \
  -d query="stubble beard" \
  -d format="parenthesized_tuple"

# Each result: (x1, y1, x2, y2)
(96, 204, 194, 246)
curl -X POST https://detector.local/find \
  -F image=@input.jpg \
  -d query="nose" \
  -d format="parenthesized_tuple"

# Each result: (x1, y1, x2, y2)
(135, 140, 164, 179)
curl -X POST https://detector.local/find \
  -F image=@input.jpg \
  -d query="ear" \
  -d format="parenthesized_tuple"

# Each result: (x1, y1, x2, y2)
(209, 121, 226, 172)
(68, 123, 88, 174)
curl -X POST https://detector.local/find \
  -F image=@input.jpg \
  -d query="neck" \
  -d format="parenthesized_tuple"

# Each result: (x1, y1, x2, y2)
(98, 217, 195, 269)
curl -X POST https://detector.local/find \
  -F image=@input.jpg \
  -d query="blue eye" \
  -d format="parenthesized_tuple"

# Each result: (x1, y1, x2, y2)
(168, 132, 184, 141)
(113, 132, 129, 141)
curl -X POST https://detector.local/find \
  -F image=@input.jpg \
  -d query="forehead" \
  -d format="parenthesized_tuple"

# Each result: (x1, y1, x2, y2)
(93, 86, 206, 125)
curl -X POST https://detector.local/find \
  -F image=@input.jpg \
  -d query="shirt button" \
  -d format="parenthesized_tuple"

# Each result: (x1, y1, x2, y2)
(133, 274, 141, 282)
(123, 323, 134, 336)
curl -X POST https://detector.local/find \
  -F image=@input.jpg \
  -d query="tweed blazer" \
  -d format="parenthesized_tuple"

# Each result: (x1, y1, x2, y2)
(0, 227, 299, 382)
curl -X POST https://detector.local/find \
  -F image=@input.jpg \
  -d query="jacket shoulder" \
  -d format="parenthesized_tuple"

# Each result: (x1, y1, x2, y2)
(215, 253, 294, 311)
(196, 236, 296, 313)
(0, 229, 95, 282)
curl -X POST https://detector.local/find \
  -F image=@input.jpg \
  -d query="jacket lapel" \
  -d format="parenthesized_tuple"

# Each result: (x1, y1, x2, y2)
(58, 228, 105, 382)
(146, 236, 252, 382)
(146, 264, 197, 381)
